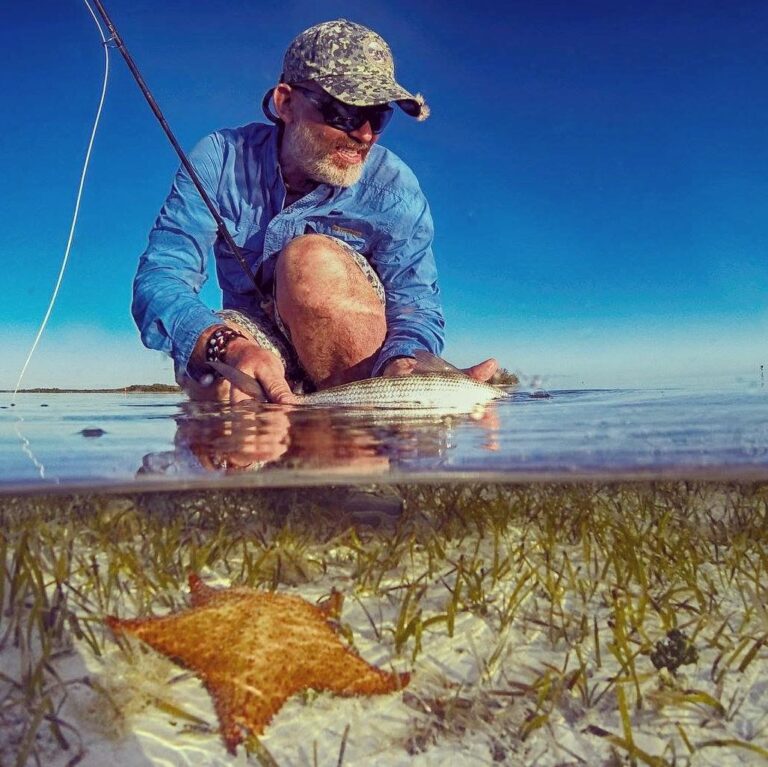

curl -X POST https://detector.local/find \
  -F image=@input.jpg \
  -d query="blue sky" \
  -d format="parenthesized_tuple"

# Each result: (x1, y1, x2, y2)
(1, 0, 766, 389)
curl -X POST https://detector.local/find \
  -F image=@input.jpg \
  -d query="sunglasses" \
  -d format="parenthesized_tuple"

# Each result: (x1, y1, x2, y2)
(291, 85, 394, 135)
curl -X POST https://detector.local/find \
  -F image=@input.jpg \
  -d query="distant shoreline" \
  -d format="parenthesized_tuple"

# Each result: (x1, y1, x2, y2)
(1, 384, 180, 394)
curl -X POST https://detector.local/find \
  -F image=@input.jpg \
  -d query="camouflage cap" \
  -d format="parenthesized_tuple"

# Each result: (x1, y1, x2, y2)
(281, 19, 429, 120)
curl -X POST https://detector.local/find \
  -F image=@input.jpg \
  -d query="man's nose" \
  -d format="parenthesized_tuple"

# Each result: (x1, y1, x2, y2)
(348, 120, 374, 143)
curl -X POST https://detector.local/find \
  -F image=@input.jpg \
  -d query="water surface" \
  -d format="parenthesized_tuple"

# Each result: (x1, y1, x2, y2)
(2, 385, 766, 492)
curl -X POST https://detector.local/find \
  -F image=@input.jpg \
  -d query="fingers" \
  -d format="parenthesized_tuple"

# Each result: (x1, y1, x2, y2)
(383, 356, 499, 383)
(228, 373, 297, 404)
(260, 376, 299, 405)
(226, 372, 297, 405)
(463, 358, 499, 382)
(223, 341, 299, 404)
(228, 381, 253, 405)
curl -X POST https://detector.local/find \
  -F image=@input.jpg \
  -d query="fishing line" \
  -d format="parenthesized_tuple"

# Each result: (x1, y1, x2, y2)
(13, 422, 49, 481)
(9, 0, 108, 482)
(12, 0, 110, 401)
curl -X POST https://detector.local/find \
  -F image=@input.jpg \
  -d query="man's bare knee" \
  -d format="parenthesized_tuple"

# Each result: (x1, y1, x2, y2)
(276, 235, 375, 313)
(278, 234, 347, 283)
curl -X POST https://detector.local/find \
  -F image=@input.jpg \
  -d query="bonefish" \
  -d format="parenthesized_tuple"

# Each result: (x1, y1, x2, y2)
(208, 352, 507, 411)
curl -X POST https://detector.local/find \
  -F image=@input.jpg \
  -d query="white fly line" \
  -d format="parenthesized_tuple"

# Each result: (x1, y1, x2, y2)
(13, 0, 110, 400)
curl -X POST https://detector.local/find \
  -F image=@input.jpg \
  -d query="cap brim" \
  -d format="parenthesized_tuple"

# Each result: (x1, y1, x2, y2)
(313, 74, 429, 120)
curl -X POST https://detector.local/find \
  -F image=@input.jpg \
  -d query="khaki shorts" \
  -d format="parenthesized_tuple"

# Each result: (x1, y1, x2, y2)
(214, 236, 384, 393)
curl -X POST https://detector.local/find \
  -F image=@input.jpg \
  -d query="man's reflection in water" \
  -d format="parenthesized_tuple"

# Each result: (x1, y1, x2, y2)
(138, 402, 500, 478)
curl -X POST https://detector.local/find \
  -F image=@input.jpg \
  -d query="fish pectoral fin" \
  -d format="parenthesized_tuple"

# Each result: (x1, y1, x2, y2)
(412, 350, 468, 378)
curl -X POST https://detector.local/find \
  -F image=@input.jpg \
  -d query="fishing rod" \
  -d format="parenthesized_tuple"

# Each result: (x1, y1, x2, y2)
(89, 0, 265, 304)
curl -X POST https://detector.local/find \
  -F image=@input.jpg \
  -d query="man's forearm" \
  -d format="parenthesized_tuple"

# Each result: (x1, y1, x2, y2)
(132, 132, 225, 370)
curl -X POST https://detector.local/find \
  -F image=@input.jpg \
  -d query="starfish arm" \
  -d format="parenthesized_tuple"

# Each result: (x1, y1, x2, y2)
(206, 677, 291, 754)
(206, 679, 245, 754)
(105, 609, 239, 670)
(306, 647, 410, 696)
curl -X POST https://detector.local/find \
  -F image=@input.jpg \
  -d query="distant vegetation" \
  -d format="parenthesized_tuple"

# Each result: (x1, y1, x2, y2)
(3, 383, 181, 394)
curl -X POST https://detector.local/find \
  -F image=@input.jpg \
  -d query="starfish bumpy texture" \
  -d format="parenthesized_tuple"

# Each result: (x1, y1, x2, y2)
(106, 573, 409, 753)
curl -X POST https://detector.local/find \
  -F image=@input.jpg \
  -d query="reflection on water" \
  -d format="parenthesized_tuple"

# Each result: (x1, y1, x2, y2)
(139, 401, 499, 478)
(1, 385, 767, 490)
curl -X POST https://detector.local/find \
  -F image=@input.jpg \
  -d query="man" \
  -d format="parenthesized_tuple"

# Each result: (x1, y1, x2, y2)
(132, 19, 497, 404)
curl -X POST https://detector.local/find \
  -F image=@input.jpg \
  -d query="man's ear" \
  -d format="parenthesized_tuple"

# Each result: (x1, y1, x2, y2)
(273, 84, 295, 124)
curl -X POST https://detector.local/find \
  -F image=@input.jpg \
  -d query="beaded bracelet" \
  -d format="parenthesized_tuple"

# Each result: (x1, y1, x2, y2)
(205, 326, 246, 365)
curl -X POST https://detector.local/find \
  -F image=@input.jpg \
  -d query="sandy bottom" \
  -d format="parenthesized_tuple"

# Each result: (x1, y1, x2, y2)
(1, 483, 767, 766)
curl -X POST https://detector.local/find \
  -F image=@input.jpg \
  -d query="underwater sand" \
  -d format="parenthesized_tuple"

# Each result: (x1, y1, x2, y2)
(1, 482, 766, 766)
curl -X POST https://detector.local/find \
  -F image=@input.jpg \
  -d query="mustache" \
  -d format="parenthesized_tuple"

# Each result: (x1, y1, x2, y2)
(338, 139, 372, 152)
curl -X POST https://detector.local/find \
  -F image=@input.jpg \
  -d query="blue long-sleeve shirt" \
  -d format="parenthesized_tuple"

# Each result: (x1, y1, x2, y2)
(132, 122, 444, 377)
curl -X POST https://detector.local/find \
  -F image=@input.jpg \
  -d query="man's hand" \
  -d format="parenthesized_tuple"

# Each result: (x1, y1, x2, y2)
(382, 355, 499, 382)
(223, 338, 298, 404)
(184, 326, 298, 404)
(462, 358, 499, 382)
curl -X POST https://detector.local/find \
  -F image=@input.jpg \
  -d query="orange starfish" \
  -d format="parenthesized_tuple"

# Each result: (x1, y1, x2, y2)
(105, 573, 409, 753)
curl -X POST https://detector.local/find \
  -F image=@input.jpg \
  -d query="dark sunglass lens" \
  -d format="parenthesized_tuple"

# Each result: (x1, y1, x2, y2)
(297, 86, 394, 134)
(338, 105, 393, 134)
(368, 107, 394, 134)
(319, 100, 357, 132)
(326, 110, 355, 132)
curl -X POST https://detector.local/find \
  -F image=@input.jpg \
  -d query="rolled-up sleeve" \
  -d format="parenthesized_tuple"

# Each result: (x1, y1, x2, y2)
(131, 134, 223, 373)
(370, 192, 445, 375)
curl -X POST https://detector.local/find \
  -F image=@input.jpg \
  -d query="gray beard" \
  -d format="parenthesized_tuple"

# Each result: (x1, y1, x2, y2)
(281, 121, 367, 188)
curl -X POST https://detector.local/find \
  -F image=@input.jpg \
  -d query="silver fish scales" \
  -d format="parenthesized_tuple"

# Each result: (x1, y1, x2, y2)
(298, 373, 504, 410)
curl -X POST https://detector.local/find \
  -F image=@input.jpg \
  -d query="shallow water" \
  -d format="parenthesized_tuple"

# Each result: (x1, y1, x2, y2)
(1, 385, 767, 491)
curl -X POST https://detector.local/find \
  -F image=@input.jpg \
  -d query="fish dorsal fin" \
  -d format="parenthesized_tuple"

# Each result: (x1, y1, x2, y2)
(412, 350, 468, 377)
